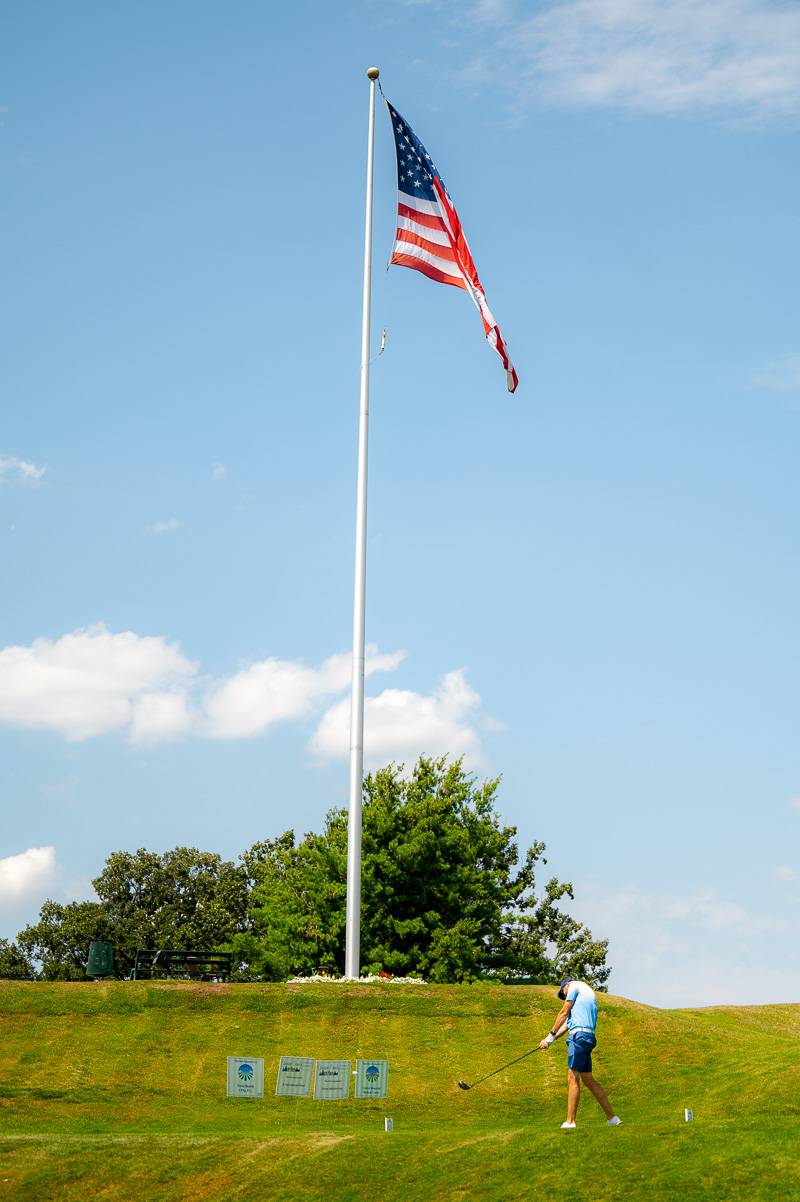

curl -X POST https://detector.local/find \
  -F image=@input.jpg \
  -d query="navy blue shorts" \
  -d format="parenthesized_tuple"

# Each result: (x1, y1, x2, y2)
(567, 1031, 596, 1073)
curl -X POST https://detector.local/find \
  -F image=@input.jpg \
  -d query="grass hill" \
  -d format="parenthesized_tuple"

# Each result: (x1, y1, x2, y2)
(0, 981, 798, 1201)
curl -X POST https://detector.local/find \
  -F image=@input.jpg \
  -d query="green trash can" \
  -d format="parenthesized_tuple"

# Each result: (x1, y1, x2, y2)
(86, 941, 114, 978)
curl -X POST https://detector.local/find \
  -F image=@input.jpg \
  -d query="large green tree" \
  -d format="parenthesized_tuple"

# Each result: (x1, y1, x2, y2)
(18, 847, 248, 979)
(238, 757, 609, 986)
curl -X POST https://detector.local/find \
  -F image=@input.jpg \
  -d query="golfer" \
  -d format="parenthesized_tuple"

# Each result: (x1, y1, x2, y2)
(538, 977, 622, 1129)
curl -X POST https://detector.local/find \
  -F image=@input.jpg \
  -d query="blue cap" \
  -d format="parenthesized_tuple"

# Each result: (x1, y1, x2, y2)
(557, 978, 571, 999)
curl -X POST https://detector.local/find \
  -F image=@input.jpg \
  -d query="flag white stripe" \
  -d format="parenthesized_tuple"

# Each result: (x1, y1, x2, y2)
(395, 215, 451, 247)
(393, 239, 467, 280)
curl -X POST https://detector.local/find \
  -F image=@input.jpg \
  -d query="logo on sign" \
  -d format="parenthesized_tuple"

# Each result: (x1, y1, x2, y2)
(227, 1055, 264, 1099)
(366, 1065, 379, 1079)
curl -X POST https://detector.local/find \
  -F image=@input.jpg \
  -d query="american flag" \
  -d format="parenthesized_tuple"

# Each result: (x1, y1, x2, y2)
(386, 99, 519, 394)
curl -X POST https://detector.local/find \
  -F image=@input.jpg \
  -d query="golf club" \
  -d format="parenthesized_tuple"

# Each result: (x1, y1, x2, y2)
(457, 1046, 540, 1091)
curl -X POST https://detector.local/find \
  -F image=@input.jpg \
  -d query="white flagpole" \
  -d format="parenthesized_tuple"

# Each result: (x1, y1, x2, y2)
(345, 66, 379, 981)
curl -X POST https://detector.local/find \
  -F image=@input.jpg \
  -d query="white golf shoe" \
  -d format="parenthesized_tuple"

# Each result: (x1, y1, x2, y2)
(607, 1116, 622, 1126)
(560, 1121, 577, 1129)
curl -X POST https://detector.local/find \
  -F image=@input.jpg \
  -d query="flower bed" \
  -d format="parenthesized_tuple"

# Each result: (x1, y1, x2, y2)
(286, 973, 426, 985)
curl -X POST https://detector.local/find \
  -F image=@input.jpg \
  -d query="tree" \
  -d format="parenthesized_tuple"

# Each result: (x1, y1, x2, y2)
(18, 847, 249, 979)
(241, 757, 610, 985)
(0, 938, 35, 980)
(17, 901, 111, 980)
(357, 758, 525, 981)
(484, 866, 611, 988)
(230, 831, 347, 981)
(94, 847, 248, 968)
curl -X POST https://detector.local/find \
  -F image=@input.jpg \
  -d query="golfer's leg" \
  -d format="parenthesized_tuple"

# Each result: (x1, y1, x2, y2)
(566, 1069, 581, 1123)
(579, 1072, 614, 1118)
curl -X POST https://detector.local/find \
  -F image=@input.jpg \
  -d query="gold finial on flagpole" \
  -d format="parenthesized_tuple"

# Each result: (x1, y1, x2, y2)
(367, 67, 380, 80)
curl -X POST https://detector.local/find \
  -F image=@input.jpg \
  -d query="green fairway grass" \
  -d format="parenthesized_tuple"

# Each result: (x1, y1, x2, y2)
(1, 982, 797, 1200)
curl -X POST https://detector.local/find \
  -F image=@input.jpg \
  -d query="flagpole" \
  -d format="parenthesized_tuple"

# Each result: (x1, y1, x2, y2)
(345, 66, 379, 981)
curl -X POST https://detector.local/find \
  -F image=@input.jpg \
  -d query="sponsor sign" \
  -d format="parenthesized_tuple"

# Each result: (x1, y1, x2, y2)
(226, 1056, 265, 1099)
(355, 1059, 389, 1099)
(313, 1059, 351, 1100)
(275, 1055, 315, 1097)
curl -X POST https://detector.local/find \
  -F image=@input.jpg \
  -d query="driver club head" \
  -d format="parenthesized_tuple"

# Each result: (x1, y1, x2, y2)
(457, 1080, 470, 1091)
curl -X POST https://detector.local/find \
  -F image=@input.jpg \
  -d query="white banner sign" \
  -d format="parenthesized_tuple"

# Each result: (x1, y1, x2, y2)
(226, 1056, 264, 1099)
(275, 1055, 315, 1097)
(314, 1059, 351, 1100)
(355, 1059, 389, 1098)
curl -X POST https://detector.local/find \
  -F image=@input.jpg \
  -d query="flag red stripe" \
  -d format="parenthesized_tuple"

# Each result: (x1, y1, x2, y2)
(390, 252, 466, 290)
(397, 202, 449, 233)
(394, 227, 458, 262)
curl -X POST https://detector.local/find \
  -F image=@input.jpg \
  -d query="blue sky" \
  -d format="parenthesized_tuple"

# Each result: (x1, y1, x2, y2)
(2, 0, 799, 1007)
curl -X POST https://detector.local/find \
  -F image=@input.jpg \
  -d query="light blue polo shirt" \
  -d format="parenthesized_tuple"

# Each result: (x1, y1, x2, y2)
(566, 980, 598, 1031)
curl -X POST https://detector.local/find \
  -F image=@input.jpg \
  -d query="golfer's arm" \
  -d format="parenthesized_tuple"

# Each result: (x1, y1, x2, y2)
(548, 1002, 572, 1038)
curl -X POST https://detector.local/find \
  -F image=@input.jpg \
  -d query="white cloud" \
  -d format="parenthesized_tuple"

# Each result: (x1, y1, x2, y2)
(0, 455, 46, 484)
(463, 0, 800, 120)
(774, 865, 798, 882)
(204, 658, 334, 739)
(752, 353, 800, 391)
(130, 691, 194, 744)
(0, 847, 57, 908)
(0, 626, 489, 760)
(0, 625, 197, 740)
(203, 646, 405, 739)
(570, 879, 796, 1007)
(789, 797, 800, 811)
(310, 668, 486, 768)
(211, 462, 228, 481)
(0, 627, 406, 745)
(146, 518, 183, 535)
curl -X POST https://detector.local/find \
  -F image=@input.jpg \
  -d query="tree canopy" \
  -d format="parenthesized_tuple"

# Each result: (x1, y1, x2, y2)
(10, 757, 609, 988)
(235, 757, 609, 986)
(17, 848, 247, 980)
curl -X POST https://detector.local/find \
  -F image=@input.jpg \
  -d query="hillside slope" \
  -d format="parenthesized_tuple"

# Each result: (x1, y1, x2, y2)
(0, 982, 797, 1201)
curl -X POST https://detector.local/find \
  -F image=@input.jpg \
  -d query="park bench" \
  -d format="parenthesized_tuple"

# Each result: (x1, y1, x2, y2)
(131, 949, 232, 982)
